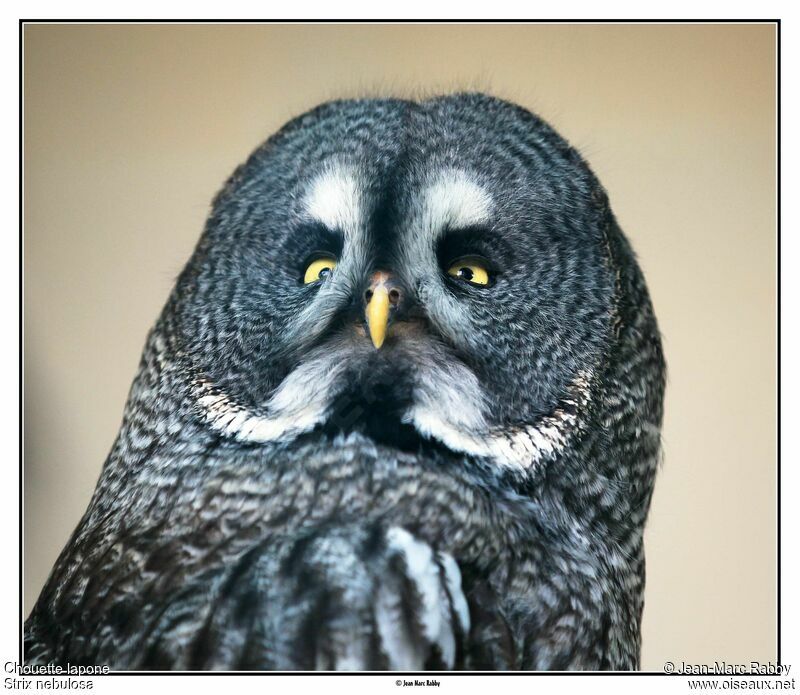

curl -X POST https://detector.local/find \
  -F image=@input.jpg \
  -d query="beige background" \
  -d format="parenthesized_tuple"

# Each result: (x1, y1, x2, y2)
(23, 23, 777, 670)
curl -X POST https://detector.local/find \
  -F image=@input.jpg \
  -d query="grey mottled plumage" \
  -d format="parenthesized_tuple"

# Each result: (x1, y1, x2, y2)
(25, 93, 665, 670)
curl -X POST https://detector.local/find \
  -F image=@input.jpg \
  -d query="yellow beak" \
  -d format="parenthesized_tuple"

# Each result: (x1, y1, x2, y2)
(365, 284, 391, 349)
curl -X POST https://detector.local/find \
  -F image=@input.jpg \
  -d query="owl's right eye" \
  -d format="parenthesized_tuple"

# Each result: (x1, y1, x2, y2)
(303, 256, 338, 284)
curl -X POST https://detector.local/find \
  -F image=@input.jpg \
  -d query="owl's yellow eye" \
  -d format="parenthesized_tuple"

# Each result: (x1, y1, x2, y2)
(446, 257, 491, 286)
(303, 256, 337, 284)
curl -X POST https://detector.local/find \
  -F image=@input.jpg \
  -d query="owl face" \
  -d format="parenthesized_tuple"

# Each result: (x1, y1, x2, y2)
(175, 94, 617, 474)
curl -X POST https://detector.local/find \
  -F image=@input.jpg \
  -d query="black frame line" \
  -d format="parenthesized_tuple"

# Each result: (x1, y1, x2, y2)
(17, 17, 782, 677)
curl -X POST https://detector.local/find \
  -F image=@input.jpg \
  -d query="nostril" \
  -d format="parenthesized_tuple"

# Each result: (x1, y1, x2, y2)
(364, 289, 373, 302)
(388, 288, 401, 305)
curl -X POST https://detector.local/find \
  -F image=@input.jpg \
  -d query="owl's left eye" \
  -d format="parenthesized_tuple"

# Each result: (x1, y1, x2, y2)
(303, 256, 338, 284)
(446, 256, 492, 286)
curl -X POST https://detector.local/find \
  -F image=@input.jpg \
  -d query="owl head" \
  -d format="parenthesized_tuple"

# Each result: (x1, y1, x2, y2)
(166, 93, 662, 482)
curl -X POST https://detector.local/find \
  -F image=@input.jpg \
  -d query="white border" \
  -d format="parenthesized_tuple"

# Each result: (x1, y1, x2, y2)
(5, 7, 790, 694)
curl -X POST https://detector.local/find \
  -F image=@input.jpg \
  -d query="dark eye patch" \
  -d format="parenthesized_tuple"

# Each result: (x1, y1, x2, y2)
(281, 221, 344, 271)
(437, 226, 507, 277)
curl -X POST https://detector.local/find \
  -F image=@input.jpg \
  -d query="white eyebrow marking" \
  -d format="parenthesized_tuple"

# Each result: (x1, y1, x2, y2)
(417, 169, 493, 235)
(304, 164, 364, 237)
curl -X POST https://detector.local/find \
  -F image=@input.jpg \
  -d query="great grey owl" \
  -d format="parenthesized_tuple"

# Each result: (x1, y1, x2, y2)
(25, 93, 665, 671)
